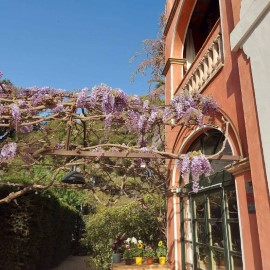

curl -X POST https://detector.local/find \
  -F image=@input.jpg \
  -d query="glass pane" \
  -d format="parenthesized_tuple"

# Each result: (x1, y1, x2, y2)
(209, 192, 222, 218)
(211, 221, 224, 247)
(202, 130, 224, 155)
(229, 223, 242, 252)
(195, 195, 205, 218)
(196, 222, 208, 243)
(212, 250, 226, 270)
(195, 245, 209, 270)
(211, 159, 233, 174)
(231, 255, 243, 270)
(227, 190, 238, 218)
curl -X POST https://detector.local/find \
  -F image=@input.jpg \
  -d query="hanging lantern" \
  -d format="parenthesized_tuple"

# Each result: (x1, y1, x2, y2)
(61, 166, 85, 184)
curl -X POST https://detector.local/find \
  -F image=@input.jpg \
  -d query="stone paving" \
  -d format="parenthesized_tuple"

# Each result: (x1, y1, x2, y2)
(51, 256, 91, 270)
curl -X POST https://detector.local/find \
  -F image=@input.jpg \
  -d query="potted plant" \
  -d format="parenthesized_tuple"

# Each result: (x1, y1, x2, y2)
(111, 234, 125, 263)
(144, 244, 155, 265)
(123, 244, 134, 265)
(133, 240, 144, 265)
(156, 241, 167, 265)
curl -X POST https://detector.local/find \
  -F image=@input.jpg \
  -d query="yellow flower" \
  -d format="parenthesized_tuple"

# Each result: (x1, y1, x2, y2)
(158, 241, 163, 247)
(137, 243, 143, 249)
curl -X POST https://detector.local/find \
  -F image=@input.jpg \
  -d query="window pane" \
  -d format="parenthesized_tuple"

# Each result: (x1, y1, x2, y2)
(196, 222, 208, 243)
(211, 221, 224, 247)
(212, 250, 226, 270)
(209, 192, 222, 218)
(195, 245, 209, 270)
(194, 195, 205, 218)
(227, 190, 238, 218)
(229, 223, 242, 252)
(231, 255, 243, 270)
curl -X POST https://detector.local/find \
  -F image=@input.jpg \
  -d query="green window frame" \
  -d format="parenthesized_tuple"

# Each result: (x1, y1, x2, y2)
(180, 171, 243, 270)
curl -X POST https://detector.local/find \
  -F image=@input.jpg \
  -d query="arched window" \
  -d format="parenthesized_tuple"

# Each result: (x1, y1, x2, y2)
(180, 129, 243, 270)
(183, 0, 220, 70)
(187, 129, 233, 176)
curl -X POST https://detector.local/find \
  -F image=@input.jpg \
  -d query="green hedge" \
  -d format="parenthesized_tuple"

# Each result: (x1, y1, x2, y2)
(84, 197, 166, 270)
(0, 187, 80, 270)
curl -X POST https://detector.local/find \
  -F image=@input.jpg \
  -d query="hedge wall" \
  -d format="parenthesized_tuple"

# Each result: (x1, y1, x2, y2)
(0, 187, 80, 270)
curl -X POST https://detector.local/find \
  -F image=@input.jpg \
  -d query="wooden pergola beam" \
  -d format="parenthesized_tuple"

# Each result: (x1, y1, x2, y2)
(35, 149, 241, 161)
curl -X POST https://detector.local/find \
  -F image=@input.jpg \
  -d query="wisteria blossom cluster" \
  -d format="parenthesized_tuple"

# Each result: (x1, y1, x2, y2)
(0, 75, 217, 135)
(177, 152, 212, 193)
(0, 142, 17, 163)
(163, 92, 218, 126)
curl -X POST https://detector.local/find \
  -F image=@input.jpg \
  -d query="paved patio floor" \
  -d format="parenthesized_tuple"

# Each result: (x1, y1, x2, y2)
(51, 256, 91, 270)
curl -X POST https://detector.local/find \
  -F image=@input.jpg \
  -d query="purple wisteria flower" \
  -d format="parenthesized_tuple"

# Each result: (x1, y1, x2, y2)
(190, 155, 212, 193)
(55, 142, 65, 149)
(192, 180, 200, 193)
(178, 154, 212, 193)
(18, 100, 27, 108)
(139, 146, 157, 153)
(200, 95, 219, 114)
(140, 147, 151, 153)
(113, 89, 128, 112)
(11, 104, 21, 130)
(19, 125, 34, 134)
(0, 71, 3, 79)
(138, 115, 147, 132)
(143, 100, 150, 110)
(0, 142, 17, 163)
(138, 135, 147, 146)
(52, 104, 64, 113)
(76, 88, 88, 108)
(104, 114, 113, 129)
(0, 104, 5, 115)
(180, 154, 190, 176)
(129, 95, 143, 108)
(162, 107, 173, 122)
(125, 110, 140, 132)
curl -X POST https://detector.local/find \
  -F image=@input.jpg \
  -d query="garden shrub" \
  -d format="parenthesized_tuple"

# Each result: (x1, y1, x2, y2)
(0, 186, 81, 270)
(84, 197, 166, 270)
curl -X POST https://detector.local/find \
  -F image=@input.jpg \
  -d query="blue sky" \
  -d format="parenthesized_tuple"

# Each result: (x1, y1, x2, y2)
(0, 0, 165, 95)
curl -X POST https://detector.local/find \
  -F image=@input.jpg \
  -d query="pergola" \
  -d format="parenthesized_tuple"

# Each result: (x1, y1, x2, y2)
(0, 81, 240, 204)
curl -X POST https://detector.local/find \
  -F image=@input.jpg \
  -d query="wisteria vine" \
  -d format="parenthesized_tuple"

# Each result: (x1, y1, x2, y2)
(0, 71, 219, 193)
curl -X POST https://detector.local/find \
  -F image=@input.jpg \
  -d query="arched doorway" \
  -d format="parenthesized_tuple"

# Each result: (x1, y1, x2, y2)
(180, 129, 243, 270)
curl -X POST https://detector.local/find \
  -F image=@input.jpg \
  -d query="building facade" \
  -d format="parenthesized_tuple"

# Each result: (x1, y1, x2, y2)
(163, 1, 270, 269)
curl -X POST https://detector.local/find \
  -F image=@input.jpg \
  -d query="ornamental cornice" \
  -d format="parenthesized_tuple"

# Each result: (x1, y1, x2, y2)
(162, 57, 186, 76)
(225, 158, 250, 175)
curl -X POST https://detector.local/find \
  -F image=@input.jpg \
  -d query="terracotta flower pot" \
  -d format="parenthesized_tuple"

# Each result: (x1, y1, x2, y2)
(146, 258, 154, 265)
